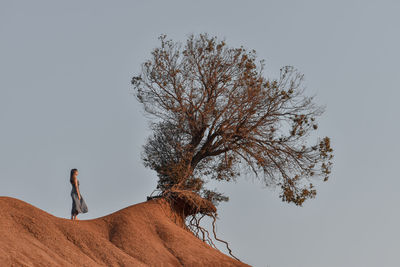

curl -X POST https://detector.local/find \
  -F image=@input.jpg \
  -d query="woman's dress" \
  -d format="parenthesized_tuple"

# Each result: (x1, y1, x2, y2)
(71, 180, 88, 216)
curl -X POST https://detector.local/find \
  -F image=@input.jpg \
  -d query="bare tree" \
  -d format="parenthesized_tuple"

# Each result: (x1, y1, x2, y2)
(131, 33, 333, 257)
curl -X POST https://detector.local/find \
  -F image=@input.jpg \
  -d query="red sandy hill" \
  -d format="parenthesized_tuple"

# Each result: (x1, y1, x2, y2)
(0, 196, 251, 266)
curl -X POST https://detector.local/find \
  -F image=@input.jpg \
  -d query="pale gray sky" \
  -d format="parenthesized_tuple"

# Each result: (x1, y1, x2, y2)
(1, 1, 399, 266)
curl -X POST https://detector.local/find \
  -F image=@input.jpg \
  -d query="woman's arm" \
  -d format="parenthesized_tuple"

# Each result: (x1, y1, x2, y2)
(73, 178, 81, 200)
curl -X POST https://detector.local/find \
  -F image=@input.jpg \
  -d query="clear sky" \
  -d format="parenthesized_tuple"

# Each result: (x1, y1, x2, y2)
(1, 1, 399, 267)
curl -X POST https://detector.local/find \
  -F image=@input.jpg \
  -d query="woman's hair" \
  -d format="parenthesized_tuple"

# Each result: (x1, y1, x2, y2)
(70, 168, 78, 185)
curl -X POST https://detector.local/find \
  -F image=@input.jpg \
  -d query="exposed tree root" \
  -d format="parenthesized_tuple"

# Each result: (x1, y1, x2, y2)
(210, 213, 241, 262)
(148, 189, 241, 262)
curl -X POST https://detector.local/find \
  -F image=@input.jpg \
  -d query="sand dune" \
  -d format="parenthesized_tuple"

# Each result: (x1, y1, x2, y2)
(0, 196, 250, 266)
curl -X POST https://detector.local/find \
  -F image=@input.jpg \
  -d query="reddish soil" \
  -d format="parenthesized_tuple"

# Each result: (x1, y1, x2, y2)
(0, 196, 251, 266)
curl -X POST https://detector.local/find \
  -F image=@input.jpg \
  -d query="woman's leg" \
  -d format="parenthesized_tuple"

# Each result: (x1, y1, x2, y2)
(71, 213, 78, 220)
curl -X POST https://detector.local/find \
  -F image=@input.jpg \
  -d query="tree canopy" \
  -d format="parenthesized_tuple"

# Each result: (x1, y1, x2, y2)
(132, 33, 333, 208)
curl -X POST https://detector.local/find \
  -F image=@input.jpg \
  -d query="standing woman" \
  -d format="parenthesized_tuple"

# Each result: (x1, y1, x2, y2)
(70, 168, 88, 220)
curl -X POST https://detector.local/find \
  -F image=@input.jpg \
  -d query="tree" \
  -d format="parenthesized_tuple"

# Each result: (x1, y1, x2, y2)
(131, 33, 333, 257)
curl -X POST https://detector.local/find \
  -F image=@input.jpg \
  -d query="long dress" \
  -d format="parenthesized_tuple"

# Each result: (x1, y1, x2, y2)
(71, 180, 88, 216)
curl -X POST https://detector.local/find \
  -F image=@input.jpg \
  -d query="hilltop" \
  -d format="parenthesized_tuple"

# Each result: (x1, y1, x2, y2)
(0, 196, 250, 266)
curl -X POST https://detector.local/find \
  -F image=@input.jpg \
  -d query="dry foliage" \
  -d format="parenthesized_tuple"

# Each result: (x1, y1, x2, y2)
(132, 33, 333, 206)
